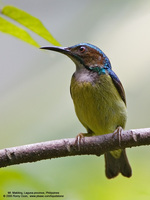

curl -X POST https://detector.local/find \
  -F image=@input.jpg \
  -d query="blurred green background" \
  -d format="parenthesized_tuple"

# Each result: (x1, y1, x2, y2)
(0, 0, 150, 199)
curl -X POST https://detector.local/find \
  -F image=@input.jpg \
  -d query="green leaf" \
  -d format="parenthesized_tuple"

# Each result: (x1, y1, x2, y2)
(0, 16, 40, 47)
(2, 5, 61, 46)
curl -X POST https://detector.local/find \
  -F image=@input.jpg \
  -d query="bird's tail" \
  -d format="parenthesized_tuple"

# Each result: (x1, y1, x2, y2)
(104, 149, 132, 179)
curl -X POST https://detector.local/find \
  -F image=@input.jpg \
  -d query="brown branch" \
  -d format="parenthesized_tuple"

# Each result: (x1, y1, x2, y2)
(0, 128, 150, 168)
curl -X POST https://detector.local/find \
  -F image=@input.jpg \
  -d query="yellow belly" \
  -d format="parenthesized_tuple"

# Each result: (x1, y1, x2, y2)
(70, 74, 127, 135)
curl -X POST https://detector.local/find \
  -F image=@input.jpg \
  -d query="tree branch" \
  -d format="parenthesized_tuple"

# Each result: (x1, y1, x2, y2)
(0, 128, 150, 168)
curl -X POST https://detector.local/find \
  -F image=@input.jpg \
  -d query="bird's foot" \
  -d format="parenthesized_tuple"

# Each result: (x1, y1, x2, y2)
(113, 126, 123, 147)
(75, 133, 92, 151)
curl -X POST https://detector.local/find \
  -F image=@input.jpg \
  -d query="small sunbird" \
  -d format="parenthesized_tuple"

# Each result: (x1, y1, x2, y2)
(40, 43, 132, 179)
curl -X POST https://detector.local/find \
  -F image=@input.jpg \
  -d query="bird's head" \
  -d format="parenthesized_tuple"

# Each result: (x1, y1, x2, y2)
(40, 43, 111, 74)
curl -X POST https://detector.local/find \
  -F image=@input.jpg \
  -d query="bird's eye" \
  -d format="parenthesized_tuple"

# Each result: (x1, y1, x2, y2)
(79, 46, 86, 53)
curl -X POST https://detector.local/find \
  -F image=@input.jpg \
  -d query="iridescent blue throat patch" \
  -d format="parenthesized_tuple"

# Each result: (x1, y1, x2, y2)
(88, 66, 106, 75)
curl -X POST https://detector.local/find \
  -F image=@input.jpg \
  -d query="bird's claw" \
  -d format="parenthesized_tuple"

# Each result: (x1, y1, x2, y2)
(113, 126, 123, 147)
(75, 133, 86, 151)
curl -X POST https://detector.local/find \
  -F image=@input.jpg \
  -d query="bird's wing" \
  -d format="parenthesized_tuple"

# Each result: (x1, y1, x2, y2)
(108, 69, 126, 105)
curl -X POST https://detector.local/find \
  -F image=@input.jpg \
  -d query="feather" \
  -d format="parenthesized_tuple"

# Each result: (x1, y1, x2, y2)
(107, 69, 126, 105)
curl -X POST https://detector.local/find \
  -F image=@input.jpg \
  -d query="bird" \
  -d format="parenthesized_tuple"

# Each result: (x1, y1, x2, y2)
(40, 43, 132, 179)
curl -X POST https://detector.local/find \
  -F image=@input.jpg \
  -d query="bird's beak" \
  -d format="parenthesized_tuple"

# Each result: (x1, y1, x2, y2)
(40, 46, 71, 56)
(40, 46, 82, 66)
